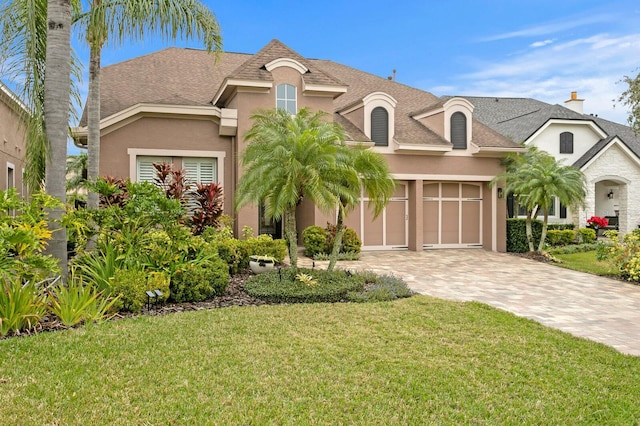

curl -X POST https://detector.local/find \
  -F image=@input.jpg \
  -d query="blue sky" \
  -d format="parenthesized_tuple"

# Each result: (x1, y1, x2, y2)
(25, 1, 640, 152)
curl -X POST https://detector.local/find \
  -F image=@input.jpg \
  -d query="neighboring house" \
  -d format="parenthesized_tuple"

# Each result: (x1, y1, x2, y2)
(0, 81, 27, 196)
(465, 93, 640, 235)
(73, 40, 524, 251)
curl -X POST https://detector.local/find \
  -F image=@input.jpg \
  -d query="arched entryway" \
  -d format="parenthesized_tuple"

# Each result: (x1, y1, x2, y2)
(592, 176, 628, 233)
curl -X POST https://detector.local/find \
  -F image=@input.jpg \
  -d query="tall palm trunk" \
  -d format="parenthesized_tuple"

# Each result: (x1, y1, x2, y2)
(283, 206, 298, 271)
(327, 204, 345, 272)
(525, 210, 534, 253)
(86, 41, 102, 209)
(537, 209, 550, 253)
(44, 0, 72, 279)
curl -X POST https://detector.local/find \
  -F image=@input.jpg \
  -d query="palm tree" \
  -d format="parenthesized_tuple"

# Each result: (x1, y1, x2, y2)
(327, 146, 394, 272)
(43, 0, 72, 277)
(495, 147, 585, 253)
(236, 108, 348, 270)
(73, 0, 222, 209)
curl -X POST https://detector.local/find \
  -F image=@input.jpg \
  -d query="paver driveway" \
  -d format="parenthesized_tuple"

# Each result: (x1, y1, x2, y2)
(301, 250, 640, 356)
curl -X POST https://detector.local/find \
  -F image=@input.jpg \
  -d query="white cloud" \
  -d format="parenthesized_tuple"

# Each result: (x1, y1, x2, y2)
(479, 14, 615, 42)
(432, 32, 640, 125)
(530, 39, 554, 48)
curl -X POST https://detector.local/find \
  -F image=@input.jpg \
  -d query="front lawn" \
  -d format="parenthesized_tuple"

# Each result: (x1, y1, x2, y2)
(553, 251, 619, 276)
(1, 297, 639, 424)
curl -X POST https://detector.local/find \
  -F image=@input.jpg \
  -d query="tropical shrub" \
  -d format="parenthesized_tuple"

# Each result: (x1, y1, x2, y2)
(47, 279, 118, 327)
(109, 269, 170, 313)
(191, 182, 224, 235)
(326, 223, 362, 255)
(546, 229, 575, 246)
(0, 189, 62, 282)
(597, 229, 640, 281)
(244, 268, 365, 303)
(302, 224, 362, 258)
(577, 228, 596, 244)
(302, 226, 327, 257)
(0, 278, 46, 337)
(170, 257, 229, 303)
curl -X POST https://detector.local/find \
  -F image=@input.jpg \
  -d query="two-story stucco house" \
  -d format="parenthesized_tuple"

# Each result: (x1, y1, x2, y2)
(466, 93, 640, 235)
(73, 40, 525, 251)
(0, 81, 27, 196)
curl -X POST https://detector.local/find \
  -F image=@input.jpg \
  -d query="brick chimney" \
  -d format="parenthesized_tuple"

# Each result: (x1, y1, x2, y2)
(564, 91, 584, 114)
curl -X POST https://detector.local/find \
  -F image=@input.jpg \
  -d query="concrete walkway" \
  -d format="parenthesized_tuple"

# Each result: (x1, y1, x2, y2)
(299, 250, 640, 356)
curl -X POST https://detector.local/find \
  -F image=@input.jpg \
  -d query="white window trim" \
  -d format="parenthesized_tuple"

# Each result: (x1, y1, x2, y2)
(265, 58, 308, 74)
(128, 149, 225, 188)
(363, 92, 397, 154)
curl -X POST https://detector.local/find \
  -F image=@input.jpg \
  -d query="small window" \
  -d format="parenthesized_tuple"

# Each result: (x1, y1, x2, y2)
(451, 112, 467, 149)
(371, 107, 389, 146)
(137, 156, 172, 183)
(560, 132, 573, 154)
(183, 158, 217, 184)
(276, 84, 297, 114)
(6, 163, 15, 189)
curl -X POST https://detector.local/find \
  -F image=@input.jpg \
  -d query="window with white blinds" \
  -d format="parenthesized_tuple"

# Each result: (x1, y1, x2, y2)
(183, 158, 217, 184)
(136, 156, 172, 183)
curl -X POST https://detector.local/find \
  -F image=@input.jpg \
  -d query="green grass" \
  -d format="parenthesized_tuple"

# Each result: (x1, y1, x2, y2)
(1, 297, 639, 424)
(553, 251, 619, 276)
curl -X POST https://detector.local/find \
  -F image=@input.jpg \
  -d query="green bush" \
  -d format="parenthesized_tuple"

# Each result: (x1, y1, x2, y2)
(170, 257, 229, 303)
(546, 229, 575, 246)
(341, 228, 362, 254)
(302, 226, 328, 257)
(109, 269, 170, 313)
(302, 224, 363, 258)
(577, 228, 596, 244)
(244, 268, 365, 304)
(243, 234, 287, 264)
(347, 274, 413, 302)
(597, 229, 640, 281)
(507, 218, 543, 253)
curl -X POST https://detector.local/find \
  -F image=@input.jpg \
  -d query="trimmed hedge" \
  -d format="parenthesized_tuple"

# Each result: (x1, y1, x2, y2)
(546, 229, 575, 246)
(507, 219, 543, 253)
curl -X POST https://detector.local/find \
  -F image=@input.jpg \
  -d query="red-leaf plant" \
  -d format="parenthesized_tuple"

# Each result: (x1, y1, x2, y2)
(587, 216, 608, 228)
(191, 182, 224, 235)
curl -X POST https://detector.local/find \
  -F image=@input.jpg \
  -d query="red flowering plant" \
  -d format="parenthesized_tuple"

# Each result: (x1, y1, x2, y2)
(587, 216, 608, 229)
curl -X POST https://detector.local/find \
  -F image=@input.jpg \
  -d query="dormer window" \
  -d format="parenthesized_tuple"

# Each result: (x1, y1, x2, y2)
(276, 84, 296, 114)
(451, 112, 467, 149)
(371, 107, 389, 146)
(560, 131, 573, 154)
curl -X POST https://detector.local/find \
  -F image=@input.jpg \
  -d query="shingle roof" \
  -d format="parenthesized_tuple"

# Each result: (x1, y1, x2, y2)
(87, 41, 522, 150)
(464, 95, 640, 162)
(227, 39, 344, 87)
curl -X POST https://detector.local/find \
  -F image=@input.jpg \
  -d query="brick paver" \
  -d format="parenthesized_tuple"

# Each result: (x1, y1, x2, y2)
(299, 250, 640, 356)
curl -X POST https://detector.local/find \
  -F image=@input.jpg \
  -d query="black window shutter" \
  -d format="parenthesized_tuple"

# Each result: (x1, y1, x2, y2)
(451, 112, 467, 149)
(560, 202, 567, 219)
(560, 132, 573, 154)
(371, 107, 389, 146)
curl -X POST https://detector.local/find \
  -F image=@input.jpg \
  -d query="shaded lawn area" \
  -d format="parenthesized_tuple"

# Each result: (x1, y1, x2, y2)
(553, 251, 619, 276)
(1, 296, 639, 424)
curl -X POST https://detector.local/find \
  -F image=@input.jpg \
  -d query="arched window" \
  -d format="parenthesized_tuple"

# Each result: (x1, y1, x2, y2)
(560, 132, 573, 154)
(276, 84, 296, 114)
(451, 112, 467, 149)
(371, 107, 389, 146)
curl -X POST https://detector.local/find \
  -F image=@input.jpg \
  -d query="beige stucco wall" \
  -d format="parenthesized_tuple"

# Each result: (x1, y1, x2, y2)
(100, 115, 234, 216)
(0, 91, 27, 195)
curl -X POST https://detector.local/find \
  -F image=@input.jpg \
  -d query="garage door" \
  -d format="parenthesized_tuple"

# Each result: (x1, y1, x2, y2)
(423, 182, 482, 248)
(343, 181, 408, 250)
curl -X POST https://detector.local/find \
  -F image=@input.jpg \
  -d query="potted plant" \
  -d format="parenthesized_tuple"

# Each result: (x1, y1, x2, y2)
(249, 255, 276, 274)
